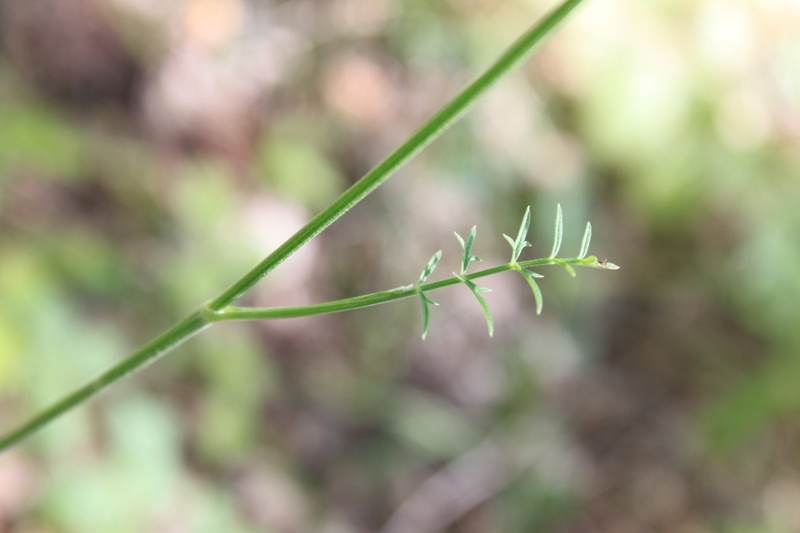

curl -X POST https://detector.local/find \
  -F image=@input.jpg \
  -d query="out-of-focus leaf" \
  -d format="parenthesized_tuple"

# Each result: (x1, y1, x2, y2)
(549, 204, 563, 259)
(578, 222, 592, 259)
(257, 137, 346, 211)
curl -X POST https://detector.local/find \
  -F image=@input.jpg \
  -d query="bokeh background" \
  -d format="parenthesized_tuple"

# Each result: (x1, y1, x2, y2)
(1, 0, 799, 530)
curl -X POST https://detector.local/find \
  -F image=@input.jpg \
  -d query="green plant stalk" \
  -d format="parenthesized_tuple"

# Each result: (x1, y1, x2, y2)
(207, 256, 603, 322)
(208, 0, 586, 311)
(0, 0, 588, 452)
(0, 312, 210, 451)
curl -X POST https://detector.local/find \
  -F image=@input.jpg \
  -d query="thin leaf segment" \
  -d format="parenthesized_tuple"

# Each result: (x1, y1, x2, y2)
(416, 251, 442, 340)
(454, 226, 481, 275)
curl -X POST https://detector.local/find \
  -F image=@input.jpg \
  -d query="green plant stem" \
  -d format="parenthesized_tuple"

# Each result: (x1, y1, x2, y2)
(0, 312, 210, 452)
(208, 0, 586, 311)
(206, 257, 596, 322)
(0, 0, 588, 452)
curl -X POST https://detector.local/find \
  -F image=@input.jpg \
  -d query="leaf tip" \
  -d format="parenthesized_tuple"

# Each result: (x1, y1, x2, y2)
(550, 204, 564, 259)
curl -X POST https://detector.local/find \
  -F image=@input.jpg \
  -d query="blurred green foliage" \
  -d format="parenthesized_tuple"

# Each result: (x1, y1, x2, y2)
(1, 0, 800, 531)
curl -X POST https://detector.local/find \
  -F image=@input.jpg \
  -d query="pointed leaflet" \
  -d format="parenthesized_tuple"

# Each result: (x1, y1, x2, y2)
(517, 268, 544, 315)
(454, 226, 481, 275)
(549, 204, 563, 259)
(503, 233, 518, 253)
(417, 290, 439, 340)
(455, 273, 494, 336)
(578, 222, 592, 259)
(417, 251, 442, 285)
(553, 259, 576, 278)
(504, 206, 532, 263)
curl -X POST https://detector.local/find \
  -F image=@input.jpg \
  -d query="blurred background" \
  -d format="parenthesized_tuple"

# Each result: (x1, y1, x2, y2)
(0, 0, 799, 530)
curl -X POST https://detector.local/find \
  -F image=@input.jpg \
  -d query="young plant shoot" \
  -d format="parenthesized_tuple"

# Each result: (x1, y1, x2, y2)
(0, 0, 607, 452)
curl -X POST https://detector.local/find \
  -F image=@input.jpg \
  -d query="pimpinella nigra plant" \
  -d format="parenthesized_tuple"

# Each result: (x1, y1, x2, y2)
(0, 0, 612, 452)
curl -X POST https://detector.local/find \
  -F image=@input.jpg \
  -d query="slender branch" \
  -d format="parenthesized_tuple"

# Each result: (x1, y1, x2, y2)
(206, 256, 603, 322)
(0, 312, 210, 452)
(207, 0, 587, 311)
(0, 0, 589, 452)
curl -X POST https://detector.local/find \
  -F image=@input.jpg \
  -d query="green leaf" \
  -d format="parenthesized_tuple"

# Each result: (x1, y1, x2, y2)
(553, 259, 577, 277)
(506, 206, 532, 263)
(503, 233, 517, 251)
(455, 274, 494, 337)
(549, 204, 563, 259)
(417, 289, 439, 340)
(578, 222, 592, 259)
(518, 268, 544, 315)
(454, 226, 481, 275)
(418, 251, 442, 285)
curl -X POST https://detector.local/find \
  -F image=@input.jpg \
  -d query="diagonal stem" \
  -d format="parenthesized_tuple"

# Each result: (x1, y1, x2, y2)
(0, 312, 210, 452)
(0, 0, 589, 452)
(208, 0, 587, 311)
